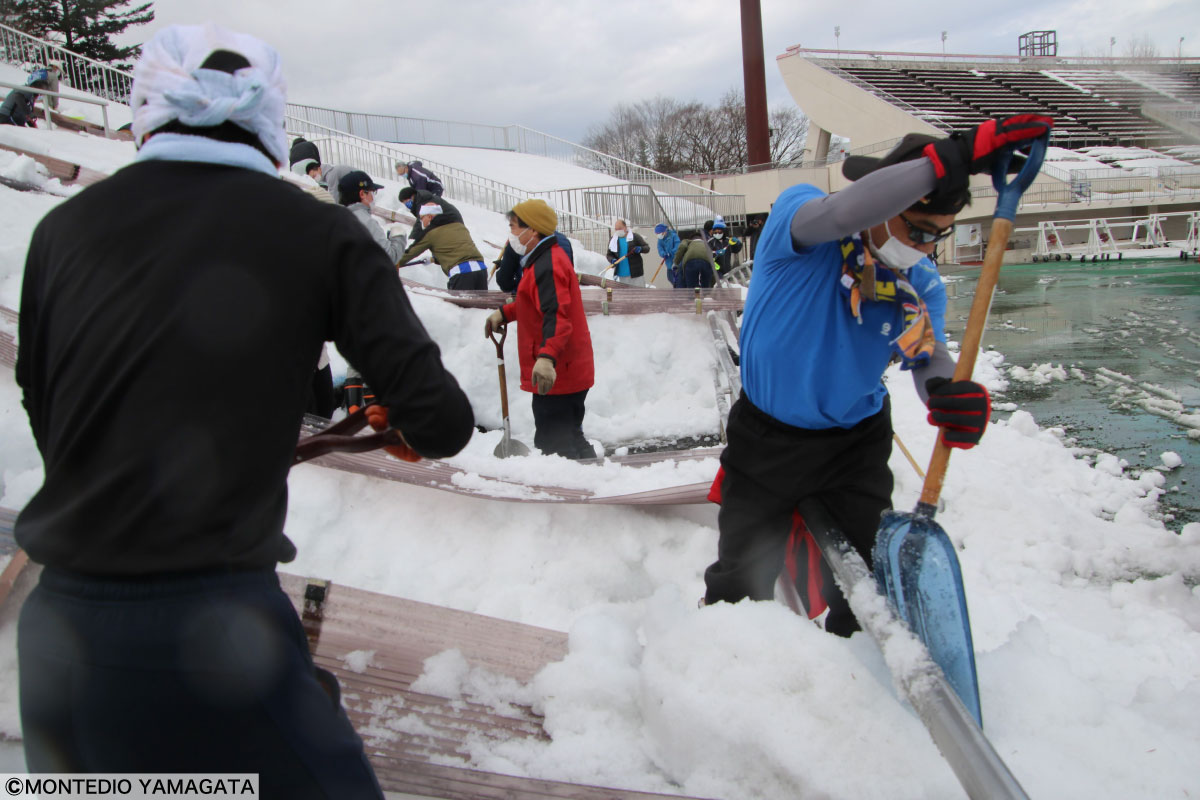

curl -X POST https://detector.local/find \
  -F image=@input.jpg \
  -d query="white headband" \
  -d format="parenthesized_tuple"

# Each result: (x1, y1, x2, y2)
(131, 23, 288, 165)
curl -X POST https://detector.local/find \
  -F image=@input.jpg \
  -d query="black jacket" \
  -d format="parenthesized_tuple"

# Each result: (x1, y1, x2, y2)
(16, 159, 474, 576)
(496, 233, 575, 293)
(606, 232, 650, 279)
(405, 161, 443, 196)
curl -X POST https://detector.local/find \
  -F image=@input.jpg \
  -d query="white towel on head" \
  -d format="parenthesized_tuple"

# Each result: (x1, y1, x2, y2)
(419, 203, 443, 217)
(131, 23, 288, 165)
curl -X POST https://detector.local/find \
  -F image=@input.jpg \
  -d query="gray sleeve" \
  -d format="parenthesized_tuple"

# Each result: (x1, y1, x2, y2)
(363, 215, 404, 264)
(791, 159, 938, 248)
(911, 339, 958, 404)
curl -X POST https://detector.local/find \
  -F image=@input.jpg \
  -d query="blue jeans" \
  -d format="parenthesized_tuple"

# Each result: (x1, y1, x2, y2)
(19, 567, 383, 799)
(684, 259, 715, 289)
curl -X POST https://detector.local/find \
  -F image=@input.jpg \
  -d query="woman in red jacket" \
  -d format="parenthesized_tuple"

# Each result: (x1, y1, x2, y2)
(485, 199, 596, 459)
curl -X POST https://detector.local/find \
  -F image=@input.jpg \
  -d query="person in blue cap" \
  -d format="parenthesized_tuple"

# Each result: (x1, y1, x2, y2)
(653, 223, 680, 284)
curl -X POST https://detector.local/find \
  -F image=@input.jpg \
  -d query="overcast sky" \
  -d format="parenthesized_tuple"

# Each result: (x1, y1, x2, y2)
(116, 0, 1200, 143)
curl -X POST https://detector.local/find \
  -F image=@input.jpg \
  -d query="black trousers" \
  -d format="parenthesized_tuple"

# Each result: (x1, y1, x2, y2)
(531, 389, 595, 459)
(448, 270, 488, 291)
(19, 567, 384, 799)
(704, 392, 894, 636)
(306, 364, 335, 419)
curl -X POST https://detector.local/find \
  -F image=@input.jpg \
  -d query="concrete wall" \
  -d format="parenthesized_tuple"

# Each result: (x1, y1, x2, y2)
(775, 53, 942, 148)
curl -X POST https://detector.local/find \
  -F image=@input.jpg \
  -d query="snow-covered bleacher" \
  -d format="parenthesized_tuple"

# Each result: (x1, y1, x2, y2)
(833, 61, 1197, 148)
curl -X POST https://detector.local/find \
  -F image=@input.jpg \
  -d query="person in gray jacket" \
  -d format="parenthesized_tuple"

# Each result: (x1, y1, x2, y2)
(337, 170, 405, 264)
(337, 169, 407, 412)
(0, 79, 46, 127)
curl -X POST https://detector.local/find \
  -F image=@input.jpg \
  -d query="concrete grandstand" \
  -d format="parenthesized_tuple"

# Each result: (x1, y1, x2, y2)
(700, 40, 1200, 264)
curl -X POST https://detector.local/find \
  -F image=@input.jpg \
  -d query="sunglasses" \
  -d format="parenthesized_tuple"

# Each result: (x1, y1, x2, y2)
(899, 213, 954, 245)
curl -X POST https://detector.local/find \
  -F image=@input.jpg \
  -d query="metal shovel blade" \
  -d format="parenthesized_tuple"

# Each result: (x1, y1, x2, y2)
(494, 418, 531, 458)
(874, 509, 982, 727)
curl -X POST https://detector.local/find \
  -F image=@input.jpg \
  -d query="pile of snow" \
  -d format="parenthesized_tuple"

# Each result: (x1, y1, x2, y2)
(0, 106, 1198, 800)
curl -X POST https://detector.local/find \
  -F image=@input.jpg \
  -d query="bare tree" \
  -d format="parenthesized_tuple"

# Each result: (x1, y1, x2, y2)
(768, 105, 810, 164)
(585, 88, 811, 175)
(1122, 34, 1158, 60)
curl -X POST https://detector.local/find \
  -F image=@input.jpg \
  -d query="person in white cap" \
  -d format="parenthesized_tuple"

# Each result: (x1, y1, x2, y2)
(15, 23, 474, 794)
(396, 201, 490, 289)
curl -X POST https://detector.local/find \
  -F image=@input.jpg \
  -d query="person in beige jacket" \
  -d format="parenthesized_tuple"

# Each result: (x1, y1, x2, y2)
(396, 202, 488, 290)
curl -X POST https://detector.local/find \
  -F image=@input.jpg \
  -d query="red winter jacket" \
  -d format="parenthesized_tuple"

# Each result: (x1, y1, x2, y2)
(500, 235, 594, 395)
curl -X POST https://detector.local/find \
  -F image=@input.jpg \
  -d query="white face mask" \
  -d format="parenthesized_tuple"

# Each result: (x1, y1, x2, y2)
(712, 230, 725, 239)
(657, 232, 666, 239)
(868, 228, 925, 271)
(508, 231, 528, 255)
(616, 229, 628, 238)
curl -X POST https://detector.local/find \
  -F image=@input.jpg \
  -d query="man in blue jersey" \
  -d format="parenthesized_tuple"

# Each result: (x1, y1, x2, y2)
(703, 116, 1052, 636)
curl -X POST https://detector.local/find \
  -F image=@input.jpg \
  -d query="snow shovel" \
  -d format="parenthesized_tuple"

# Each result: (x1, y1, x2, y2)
(293, 407, 408, 464)
(649, 258, 667, 285)
(600, 252, 631, 287)
(490, 324, 530, 458)
(873, 135, 1049, 730)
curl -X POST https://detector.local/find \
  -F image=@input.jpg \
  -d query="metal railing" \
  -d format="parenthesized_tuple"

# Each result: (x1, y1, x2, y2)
(0, 21, 133, 104)
(285, 103, 511, 150)
(0, 80, 112, 136)
(286, 101, 739, 203)
(971, 174, 1200, 207)
(286, 116, 613, 254)
(0, 23, 743, 245)
(786, 46, 1200, 68)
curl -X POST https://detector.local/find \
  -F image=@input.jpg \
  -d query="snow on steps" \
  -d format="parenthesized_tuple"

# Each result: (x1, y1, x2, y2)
(0, 142, 106, 187)
(2, 312, 717, 505)
(0, 513, 711, 800)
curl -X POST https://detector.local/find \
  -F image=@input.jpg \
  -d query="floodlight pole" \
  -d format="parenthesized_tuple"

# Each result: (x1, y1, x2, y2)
(740, 0, 771, 170)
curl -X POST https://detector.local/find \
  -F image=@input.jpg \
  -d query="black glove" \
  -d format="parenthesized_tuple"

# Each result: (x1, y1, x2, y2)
(926, 378, 991, 450)
(923, 114, 1053, 194)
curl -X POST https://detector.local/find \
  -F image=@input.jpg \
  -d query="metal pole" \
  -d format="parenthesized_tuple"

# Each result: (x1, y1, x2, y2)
(740, 0, 771, 170)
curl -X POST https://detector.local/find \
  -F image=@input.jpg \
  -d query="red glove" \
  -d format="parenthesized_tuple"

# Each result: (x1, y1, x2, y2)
(926, 378, 991, 450)
(364, 405, 422, 462)
(923, 114, 1053, 192)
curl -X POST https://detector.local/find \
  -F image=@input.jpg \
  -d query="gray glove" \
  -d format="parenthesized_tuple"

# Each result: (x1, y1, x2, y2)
(532, 357, 556, 395)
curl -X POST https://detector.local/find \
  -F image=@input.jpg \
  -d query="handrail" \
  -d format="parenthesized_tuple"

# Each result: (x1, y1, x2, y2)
(285, 116, 614, 254)
(0, 21, 134, 104)
(0, 79, 111, 137)
(285, 101, 733, 199)
(0, 24, 744, 241)
(783, 46, 1200, 67)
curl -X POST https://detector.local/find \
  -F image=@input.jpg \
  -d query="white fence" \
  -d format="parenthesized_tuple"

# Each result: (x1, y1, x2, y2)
(0, 21, 133, 105)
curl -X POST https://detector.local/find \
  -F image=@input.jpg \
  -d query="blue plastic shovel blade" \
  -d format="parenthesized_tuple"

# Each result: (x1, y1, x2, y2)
(875, 510, 983, 727)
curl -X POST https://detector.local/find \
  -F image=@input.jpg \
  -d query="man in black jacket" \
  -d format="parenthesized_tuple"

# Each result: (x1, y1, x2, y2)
(15, 24, 473, 798)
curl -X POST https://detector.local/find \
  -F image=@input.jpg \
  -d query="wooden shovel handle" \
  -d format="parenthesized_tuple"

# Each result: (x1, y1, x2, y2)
(918, 217, 1011, 508)
(490, 326, 512, 420)
(917, 136, 1047, 511)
